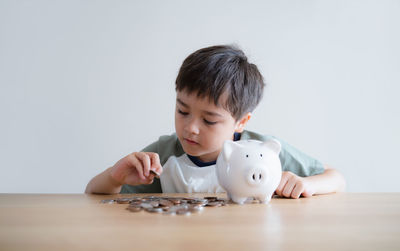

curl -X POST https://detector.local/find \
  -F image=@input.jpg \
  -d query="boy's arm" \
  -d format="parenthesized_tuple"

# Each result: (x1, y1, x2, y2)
(305, 165, 346, 194)
(275, 165, 346, 199)
(85, 167, 123, 194)
(85, 152, 162, 195)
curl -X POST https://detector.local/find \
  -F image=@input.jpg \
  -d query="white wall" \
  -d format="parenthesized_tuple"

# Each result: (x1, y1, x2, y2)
(1, 0, 399, 193)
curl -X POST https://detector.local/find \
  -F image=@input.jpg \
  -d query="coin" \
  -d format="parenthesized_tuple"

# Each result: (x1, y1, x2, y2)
(129, 200, 142, 206)
(176, 208, 191, 215)
(102, 195, 227, 215)
(204, 196, 218, 202)
(159, 199, 173, 207)
(140, 202, 153, 209)
(126, 206, 142, 212)
(146, 208, 163, 213)
(189, 205, 204, 212)
(170, 198, 181, 204)
(149, 170, 160, 179)
(206, 201, 222, 207)
(150, 201, 159, 207)
(100, 199, 115, 204)
(116, 198, 132, 204)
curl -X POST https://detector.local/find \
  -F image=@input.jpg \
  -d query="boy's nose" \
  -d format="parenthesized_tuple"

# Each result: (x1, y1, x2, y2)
(184, 119, 200, 134)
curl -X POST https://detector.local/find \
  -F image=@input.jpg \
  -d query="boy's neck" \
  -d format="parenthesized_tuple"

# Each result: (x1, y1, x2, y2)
(187, 132, 242, 167)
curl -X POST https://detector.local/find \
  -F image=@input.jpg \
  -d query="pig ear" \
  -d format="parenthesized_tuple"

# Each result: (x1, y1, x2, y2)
(263, 139, 281, 155)
(222, 140, 239, 162)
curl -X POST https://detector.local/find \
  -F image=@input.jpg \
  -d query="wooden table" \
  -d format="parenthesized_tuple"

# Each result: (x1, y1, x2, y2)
(0, 193, 399, 251)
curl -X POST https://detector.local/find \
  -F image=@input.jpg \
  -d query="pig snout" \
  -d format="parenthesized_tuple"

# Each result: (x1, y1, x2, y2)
(246, 166, 267, 187)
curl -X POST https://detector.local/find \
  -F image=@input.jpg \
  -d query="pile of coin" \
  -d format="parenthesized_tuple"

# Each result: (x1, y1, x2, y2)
(100, 196, 228, 215)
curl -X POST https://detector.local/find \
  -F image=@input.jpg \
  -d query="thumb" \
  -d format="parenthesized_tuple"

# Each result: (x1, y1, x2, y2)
(302, 188, 316, 198)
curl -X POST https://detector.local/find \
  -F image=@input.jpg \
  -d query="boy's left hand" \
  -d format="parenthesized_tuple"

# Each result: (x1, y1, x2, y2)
(275, 171, 316, 199)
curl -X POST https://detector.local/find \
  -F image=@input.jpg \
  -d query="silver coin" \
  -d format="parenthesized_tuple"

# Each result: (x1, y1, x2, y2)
(100, 199, 115, 204)
(129, 201, 142, 206)
(149, 170, 160, 179)
(102, 195, 227, 215)
(126, 206, 142, 212)
(146, 208, 163, 213)
(176, 209, 191, 215)
(206, 201, 222, 207)
(116, 198, 131, 204)
(189, 205, 204, 212)
(192, 199, 208, 204)
(150, 201, 159, 207)
(140, 202, 153, 209)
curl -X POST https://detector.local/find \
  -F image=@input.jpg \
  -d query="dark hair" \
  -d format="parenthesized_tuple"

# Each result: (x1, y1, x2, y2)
(175, 45, 265, 120)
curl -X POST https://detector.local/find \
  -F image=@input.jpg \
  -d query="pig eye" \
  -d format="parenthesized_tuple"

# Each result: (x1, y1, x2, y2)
(260, 154, 263, 157)
(246, 154, 249, 158)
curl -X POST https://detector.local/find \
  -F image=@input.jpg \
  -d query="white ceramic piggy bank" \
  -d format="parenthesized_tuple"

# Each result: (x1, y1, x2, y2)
(216, 139, 282, 204)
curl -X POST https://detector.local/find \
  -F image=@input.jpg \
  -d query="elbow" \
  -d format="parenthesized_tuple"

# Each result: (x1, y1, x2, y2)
(324, 164, 346, 193)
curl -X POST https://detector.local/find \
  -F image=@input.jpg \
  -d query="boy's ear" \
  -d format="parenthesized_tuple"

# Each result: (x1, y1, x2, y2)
(235, 112, 252, 133)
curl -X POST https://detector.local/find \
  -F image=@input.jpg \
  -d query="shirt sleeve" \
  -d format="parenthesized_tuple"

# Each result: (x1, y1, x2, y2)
(277, 137, 325, 177)
(241, 130, 325, 177)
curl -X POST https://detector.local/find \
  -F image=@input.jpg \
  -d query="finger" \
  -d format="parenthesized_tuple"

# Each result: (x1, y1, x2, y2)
(143, 177, 154, 184)
(282, 176, 297, 197)
(127, 154, 146, 180)
(291, 183, 304, 199)
(136, 152, 151, 177)
(275, 174, 289, 196)
(148, 153, 162, 174)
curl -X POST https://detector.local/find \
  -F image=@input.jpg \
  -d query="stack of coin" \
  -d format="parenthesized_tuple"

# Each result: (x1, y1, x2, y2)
(100, 196, 228, 215)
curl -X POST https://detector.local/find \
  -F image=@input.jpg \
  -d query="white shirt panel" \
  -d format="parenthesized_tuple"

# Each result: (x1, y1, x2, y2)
(160, 154, 225, 193)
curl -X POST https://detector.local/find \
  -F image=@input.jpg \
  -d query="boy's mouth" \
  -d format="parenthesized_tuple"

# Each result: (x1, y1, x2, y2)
(184, 138, 199, 145)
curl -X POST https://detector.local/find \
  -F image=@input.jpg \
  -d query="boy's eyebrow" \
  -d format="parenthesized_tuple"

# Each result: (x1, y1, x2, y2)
(176, 98, 223, 117)
(203, 111, 222, 117)
(176, 98, 188, 108)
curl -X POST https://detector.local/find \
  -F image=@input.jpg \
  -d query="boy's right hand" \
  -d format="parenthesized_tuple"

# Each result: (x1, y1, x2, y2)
(109, 152, 163, 186)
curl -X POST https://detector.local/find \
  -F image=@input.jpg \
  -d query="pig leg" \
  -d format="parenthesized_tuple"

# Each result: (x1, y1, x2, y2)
(258, 194, 272, 204)
(229, 194, 248, 204)
(226, 192, 233, 201)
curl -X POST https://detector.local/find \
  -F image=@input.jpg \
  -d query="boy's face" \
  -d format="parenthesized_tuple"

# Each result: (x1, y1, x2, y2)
(175, 90, 249, 162)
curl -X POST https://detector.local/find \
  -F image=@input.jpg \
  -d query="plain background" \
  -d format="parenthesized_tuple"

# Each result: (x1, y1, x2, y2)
(1, 0, 399, 193)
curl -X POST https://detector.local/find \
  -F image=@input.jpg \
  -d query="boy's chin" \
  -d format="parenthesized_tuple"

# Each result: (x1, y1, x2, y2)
(182, 145, 204, 158)
(179, 139, 219, 160)
(182, 147, 201, 157)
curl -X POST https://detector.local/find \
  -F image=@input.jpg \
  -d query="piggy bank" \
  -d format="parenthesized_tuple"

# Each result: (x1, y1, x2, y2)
(215, 139, 282, 204)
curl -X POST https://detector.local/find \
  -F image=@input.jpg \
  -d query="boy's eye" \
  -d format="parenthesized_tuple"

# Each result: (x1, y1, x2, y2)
(178, 109, 188, 116)
(204, 119, 217, 125)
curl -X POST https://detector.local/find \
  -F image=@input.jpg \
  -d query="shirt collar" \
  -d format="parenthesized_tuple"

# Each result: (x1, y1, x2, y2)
(187, 132, 241, 167)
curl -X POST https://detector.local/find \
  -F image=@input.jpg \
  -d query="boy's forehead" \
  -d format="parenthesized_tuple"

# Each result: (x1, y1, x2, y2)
(176, 90, 228, 110)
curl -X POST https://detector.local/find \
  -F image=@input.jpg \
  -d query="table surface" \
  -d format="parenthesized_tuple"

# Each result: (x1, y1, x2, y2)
(0, 193, 399, 251)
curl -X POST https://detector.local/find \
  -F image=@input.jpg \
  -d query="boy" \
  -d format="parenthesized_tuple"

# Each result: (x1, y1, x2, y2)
(85, 45, 345, 198)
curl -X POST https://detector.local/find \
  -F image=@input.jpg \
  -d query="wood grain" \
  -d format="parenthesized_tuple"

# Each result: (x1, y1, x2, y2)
(0, 193, 399, 251)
